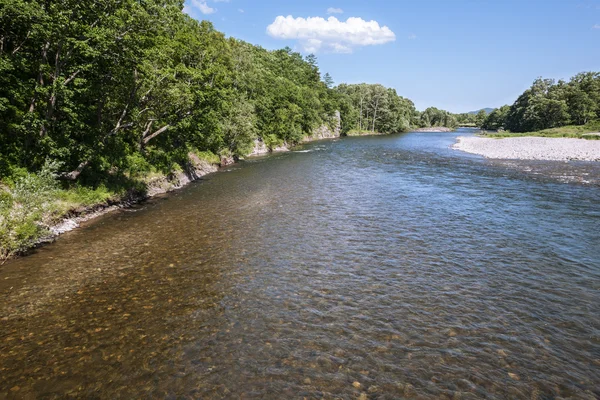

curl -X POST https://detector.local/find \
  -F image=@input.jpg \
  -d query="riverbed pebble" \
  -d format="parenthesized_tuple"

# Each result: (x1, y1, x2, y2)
(453, 136, 600, 161)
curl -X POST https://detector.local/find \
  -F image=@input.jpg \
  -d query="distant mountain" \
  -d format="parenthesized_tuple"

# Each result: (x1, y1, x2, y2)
(467, 108, 494, 115)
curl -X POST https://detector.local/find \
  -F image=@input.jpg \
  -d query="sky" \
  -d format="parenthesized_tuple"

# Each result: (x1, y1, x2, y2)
(183, 0, 600, 113)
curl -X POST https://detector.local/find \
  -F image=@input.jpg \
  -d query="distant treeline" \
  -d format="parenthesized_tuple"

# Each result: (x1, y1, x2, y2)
(481, 72, 600, 132)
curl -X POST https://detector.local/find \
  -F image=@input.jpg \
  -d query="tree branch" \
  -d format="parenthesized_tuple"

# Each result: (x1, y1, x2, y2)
(142, 124, 170, 144)
(62, 160, 90, 181)
(11, 30, 31, 55)
(63, 69, 81, 86)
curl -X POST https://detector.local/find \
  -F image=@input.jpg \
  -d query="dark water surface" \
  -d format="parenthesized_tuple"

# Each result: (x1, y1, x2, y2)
(1, 129, 599, 399)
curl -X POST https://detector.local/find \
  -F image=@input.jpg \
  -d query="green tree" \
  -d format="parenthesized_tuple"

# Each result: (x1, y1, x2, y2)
(475, 109, 487, 127)
(482, 105, 510, 130)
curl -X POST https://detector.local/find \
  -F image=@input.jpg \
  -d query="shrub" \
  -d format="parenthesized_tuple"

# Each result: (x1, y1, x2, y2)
(0, 161, 60, 262)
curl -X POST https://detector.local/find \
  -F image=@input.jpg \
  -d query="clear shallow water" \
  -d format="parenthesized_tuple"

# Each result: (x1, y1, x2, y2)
(1, 129, 599, 399)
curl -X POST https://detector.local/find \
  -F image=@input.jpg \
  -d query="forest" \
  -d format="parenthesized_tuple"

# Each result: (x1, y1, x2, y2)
(1, 0, 461, 259)
(0, 0, 464, 181)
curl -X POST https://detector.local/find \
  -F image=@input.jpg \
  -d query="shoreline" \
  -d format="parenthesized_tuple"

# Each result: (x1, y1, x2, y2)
(413, 127, 454, 133)
(453, 136, 600, 162)
(3, 124, 342, 263)
(37, 157, 219, 252)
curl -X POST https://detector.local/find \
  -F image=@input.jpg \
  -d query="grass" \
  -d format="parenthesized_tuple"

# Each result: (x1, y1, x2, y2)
(0, 174, 134, 263)
(1, 150, 224, 263)
(52, 185, 119, 217)
(482, 122, 600, 140)
(192, 150, 221, 165)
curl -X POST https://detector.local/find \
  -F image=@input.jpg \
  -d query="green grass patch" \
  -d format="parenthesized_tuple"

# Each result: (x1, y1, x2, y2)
(0, 166, 151, 263)
(483, 122, 600, 140)
(192, 150, 221, 165)
(49, 185, 119, 219)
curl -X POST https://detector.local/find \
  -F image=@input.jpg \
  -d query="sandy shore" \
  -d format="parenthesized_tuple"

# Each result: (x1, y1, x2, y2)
(453, 136, 600, 161)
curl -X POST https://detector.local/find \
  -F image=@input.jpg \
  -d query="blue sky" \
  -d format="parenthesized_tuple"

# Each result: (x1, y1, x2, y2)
(184, 0, 600, 113)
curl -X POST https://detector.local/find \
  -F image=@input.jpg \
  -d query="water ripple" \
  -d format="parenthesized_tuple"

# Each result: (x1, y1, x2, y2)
(0, 130, 599, 399)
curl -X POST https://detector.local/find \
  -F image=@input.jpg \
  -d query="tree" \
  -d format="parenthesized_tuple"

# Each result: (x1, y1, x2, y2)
(475, 109, 487, 127)
(334, 83, 417, 134)
(482, 105, 510, 130)
(323, 73, 334, 89)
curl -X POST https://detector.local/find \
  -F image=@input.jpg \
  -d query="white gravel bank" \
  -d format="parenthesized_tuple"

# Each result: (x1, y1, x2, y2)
(453, 136, 600, 161)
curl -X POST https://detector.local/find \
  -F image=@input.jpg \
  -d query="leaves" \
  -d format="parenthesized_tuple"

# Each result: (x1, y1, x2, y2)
(0, 1, 343, 181)
(489, 73, 600, 133)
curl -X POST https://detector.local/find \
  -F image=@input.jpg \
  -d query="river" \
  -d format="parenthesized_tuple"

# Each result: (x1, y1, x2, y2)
(1, 129, 599, 399)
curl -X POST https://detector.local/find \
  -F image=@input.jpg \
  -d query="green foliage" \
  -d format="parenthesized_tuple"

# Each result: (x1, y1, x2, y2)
(192, 150, 221, 165)
(418, 107, 458, 129)
(482, 121, 600, 140)
(475, 109, 488, 127)
(335, 84, 416, 134)
(0, 1, 340, 183)
(455, 113, 478, 126)
(482, 72, 600, 133)
(0, 161, 59, 261)
(0, 0, 474, 260)
(262, 134, 284, 149)
(56, 185, 115, 207)
(481, 105, 510, 130)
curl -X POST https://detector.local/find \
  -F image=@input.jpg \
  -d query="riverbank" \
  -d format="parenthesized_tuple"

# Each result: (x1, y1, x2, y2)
(0, 154, 220, 263)
(453, 136, 600, 161)
(413, 127, 454, 132)
(481, 122, 600, 140)
(345, 129, 387, 136)
(0, 121, 342, 263)
(2, 128, 599, 399)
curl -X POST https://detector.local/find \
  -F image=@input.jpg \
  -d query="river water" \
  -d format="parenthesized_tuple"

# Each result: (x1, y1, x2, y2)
(1, 129, 599, 399)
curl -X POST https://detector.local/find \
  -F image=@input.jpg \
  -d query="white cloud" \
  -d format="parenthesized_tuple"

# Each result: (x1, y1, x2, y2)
(266, 15, 396, 53)
(408, 33, 417, 40)
(190, 0, 216, 14)
(238, 8, 245, 13)
(327, 7, 344, 14)
(594, 24, 600, 29)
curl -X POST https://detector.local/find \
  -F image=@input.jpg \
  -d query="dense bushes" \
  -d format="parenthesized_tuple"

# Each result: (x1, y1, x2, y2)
(0, 162, 59, 261)
(0, 0, 339, 182)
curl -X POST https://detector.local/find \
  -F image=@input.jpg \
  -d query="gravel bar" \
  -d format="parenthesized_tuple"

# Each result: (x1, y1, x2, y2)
(453, 136, 600, 161)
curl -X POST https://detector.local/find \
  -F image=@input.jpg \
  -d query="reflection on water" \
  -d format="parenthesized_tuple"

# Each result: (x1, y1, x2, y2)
(1, 129, 599, 399)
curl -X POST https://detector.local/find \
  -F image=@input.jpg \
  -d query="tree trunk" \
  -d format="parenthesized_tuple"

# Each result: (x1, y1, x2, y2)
(142, 124, 170, 144)
(372, 98, 380, 133)
(359, 95, 365, 131)
(28, 41, 50, 114)
(62, 160, 90, 181)
(40, 42, 63, 137)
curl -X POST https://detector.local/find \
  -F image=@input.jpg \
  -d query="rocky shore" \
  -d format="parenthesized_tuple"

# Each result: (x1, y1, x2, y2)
(248, 111, 341, 157)
(453, 136, 600, 161)
(413, 127, 454, 133)
(46, 155, 219, 241)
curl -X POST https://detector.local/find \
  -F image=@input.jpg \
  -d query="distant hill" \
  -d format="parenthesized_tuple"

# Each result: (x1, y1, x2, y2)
(467, 108, 494, 115)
